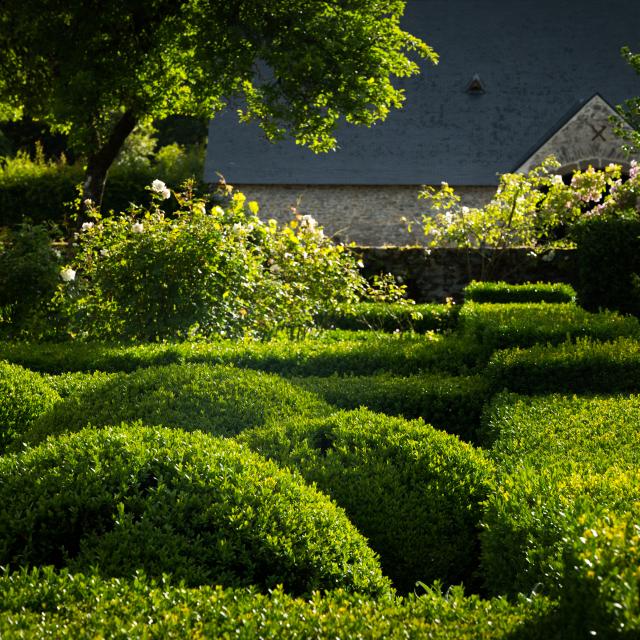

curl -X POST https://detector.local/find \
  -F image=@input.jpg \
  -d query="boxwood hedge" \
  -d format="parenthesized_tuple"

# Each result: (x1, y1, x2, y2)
(573, 216, 640, 317)
(487, 337, 640, 394)
(0, 332, 484, 376)
(0, 425, 390, 596)
(291, 373, 489, 442)
(479, 393, 640, 598)
(0, 568, 556, 639)
(239, 408, 494, 593)
(559, 514, 640, 638)
(44, 370, 116, 398)
(23, 363, 332, 447)
(459, 302, 640, 353)
(317, 301, 459, 333)
(463, 281, 577, 304)
(0, 361, 60, 453)
(481, 465, 640, 599)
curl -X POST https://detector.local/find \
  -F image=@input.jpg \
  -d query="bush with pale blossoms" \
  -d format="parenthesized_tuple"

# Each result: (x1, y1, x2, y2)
(414, 156, 640, 280)
(57, 180, 394, 341)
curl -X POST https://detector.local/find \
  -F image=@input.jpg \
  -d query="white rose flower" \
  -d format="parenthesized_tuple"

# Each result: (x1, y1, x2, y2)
(132, 222, 144, 234)
(300, 214, 318, 232)
(461, 206, 470, 214)
(151, 179, 171, 200)
(269, 263, 282, 274)
(81, 222, 94, 231)
(60, 267, 76, 282)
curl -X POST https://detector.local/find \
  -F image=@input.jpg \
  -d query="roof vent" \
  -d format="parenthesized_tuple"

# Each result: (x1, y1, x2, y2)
(466, 74, 485, 94)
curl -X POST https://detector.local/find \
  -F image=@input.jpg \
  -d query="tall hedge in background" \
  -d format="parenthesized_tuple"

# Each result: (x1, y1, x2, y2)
(0, 149, 207, 227)
(0, 223, 63, 338)
(573, 214, 640, 316)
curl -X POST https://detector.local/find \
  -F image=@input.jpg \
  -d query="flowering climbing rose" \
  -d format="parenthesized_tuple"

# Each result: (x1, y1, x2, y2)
(131, 222, 144, 234)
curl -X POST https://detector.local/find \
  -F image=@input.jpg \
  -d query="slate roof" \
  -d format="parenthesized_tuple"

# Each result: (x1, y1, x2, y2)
(204, 0, 640, 186)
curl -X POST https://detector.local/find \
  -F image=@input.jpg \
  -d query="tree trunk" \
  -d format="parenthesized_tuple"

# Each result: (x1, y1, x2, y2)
(79, 110, 137, 223)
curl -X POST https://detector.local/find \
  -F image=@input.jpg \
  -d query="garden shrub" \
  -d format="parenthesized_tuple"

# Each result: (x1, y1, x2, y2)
(559, 514, 640, 638)
(459, 302, 640, 353)
(291, 373, 489, 441)
(573, 214, 640, 316)
(481, 467, 640, 600)
(0, 361, 60, 454)
(44, 370, 116, 398)
(24, 363, 332, 446)
(317, 301, 459, 333)
(238, 408, 495, 593)
(479, 393, 640, 598)
(0, 341, 189, 374)
(0, 145, 207, 227)
(0, 332, 485, 376)
(479, 393, 640, 466)
(487, 337, 640, 394)
(0, 223, 64, 338)
(0, 425, 390, 596)
(415, 157, 625, 281)
(57, 185, 391, 341)
(463, 281, 576, 304)
(0, 150, 81, 227)
(0, 568, 556, 640)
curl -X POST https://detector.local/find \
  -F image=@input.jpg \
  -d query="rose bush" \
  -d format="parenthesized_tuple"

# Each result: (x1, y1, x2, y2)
(56, 180, 401, 341)
(413, 157, 640, 280)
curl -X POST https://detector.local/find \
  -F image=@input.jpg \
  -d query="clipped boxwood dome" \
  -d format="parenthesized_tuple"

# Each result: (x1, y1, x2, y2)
(0, 425, 390, 597)
(0, 361, 60, 453)
(24, 363, 333, 446)
(239, 408, 495, 593)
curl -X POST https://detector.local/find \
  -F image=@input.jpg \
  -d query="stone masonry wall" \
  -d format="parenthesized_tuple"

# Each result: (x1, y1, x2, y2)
(358, 247, 578, 302)
(235, 184, 495, 247)
(234, 185, 577, 301)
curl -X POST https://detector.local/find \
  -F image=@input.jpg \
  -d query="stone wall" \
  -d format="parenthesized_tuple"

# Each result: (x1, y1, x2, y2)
(236, 184, 495, 247)
(234, 184, 579, 301)
(358, 247, 577, 302)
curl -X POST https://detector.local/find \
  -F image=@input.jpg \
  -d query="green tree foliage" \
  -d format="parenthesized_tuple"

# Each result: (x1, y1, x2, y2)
(0, 1, 436, 212)
(615, 47, 640, 153)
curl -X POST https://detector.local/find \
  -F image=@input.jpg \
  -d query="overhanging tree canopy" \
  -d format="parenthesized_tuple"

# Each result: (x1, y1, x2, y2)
(0, 0, 436, 213)
(617, 47, 640, 154)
